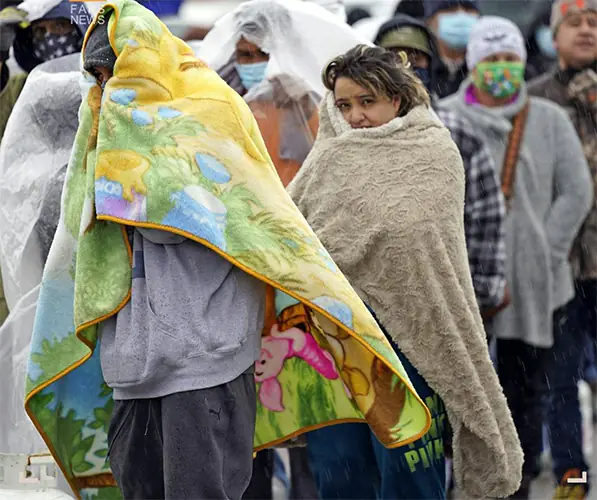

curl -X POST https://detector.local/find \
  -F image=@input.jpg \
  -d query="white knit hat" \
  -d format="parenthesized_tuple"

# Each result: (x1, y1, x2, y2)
(466, 16, 527, 69)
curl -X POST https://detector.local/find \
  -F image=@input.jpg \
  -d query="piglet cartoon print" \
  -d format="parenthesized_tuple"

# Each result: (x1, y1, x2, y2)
(256, 324, 339, 412)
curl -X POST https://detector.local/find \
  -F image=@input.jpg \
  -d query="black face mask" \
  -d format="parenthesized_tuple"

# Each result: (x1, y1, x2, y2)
(413, 66, 431, 90)
(32, 30, 82, 62)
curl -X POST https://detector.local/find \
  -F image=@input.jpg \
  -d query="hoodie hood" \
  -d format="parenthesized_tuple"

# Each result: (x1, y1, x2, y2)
(13, 0, 90, 72)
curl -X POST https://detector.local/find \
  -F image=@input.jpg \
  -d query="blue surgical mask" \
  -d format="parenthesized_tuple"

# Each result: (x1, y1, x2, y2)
(535, 25, 557, 59)
(235, 61, 268, 90)
(437, 12, 479, 50)
(413, 66, 431, 89)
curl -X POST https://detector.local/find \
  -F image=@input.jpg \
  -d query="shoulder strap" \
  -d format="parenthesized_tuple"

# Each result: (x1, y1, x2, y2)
(501, 102, 530, 211)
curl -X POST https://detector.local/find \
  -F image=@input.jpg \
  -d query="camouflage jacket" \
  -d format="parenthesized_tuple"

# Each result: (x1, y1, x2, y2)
(529, 69, 597, 281)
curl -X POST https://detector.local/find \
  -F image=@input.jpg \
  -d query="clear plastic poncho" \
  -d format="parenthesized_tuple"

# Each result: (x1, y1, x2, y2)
(353, 16, 388, 42)
(0, 53, 81, 456)
(197, 0, 371, 186)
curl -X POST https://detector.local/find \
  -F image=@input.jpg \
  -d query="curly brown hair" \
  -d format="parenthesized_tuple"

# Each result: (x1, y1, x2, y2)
(322, 44, 430, 117)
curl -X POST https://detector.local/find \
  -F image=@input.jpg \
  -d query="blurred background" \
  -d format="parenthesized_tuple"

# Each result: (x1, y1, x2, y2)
(152, 0, 553, 42)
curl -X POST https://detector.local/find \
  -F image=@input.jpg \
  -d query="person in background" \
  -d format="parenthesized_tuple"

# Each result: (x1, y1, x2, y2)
(525, 4, 557, 81)
(375, 15, 435, 83)
(0, 0, 89, 328)
(0, 51, 81, 459)
(347, 6, 371, 26)
(528, 1, 597, 497)
(375, 15, 508, 316)
(394, 0, 425, 19)
(202, 1, 323, 187)
(424, 0, 480, 98)
(0, 0, 26, 144)
(0, 0, 90, 140)
(0, 0, 13, 320)
(438, 16, 593, 499)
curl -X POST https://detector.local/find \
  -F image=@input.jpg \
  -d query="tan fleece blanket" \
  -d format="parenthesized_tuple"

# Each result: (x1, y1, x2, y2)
(288, 93, 523, 498)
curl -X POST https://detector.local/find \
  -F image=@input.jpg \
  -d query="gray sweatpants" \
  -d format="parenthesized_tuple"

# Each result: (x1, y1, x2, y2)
(107, 368, 257, 500)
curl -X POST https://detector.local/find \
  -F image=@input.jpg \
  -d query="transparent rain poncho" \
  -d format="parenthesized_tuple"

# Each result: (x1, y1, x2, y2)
(197, 0, 370, 186)
(0, 53, 81, 456)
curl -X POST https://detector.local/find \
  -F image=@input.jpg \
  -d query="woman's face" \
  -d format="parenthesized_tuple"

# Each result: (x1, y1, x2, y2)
(333, 77, 400, 128)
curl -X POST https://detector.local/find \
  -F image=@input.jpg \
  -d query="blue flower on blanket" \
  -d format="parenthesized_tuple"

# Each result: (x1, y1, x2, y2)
(195, 154, 231, 184)
(132, 109, 153, 126)
(110, 88, 137, 106)
(313, 296, 353, 329)
(127, 39, 140, 47)
(95, 176, 147, 221)
(158, 107, 183, 119)
(163, 186, 228, 251)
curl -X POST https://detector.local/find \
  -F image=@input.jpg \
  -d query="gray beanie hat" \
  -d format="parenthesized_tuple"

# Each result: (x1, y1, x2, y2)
(466, 16, 527, 69)
(83, 12, 117, 73)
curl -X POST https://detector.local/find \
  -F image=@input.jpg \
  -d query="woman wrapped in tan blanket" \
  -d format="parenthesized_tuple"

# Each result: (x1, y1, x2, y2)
(288, 45, 523, 499)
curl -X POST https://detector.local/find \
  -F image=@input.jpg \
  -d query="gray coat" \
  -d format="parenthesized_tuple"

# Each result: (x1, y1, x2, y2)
(438, 81, 593, 348)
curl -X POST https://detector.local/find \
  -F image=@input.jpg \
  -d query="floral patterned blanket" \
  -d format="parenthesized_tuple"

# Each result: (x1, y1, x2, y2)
(24, 1, 430, 498)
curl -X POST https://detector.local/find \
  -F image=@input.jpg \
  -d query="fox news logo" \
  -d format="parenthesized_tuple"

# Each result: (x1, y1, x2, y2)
(70, 4, 106, 26)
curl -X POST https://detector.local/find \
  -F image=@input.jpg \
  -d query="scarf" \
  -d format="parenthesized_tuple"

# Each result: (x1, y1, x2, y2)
(288, 94, 523, 498)
(24, 2, 430, 497)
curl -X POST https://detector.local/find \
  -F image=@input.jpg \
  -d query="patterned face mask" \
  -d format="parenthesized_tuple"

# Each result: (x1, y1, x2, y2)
(33, 31, 82, 62)
(473, 61, 525, 99)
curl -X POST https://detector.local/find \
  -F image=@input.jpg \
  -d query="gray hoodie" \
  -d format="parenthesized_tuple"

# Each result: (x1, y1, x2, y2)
(99, 228, 266, 400)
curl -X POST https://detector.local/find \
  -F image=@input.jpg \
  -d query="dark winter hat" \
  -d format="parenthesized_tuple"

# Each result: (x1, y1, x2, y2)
(375, 15, 437, 56)
(423, 0, 480, 18)
(378, 24, 433, 56)
(83, 12, 116, 73)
